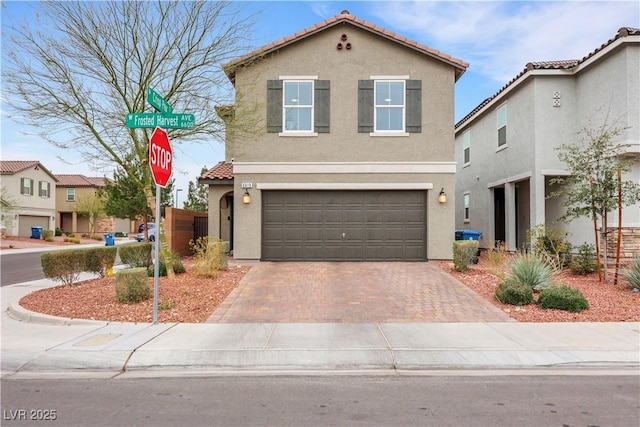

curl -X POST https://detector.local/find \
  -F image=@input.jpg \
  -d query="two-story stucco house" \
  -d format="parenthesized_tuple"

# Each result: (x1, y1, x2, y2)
(55, 174, 131, 235)
(454, 27, 640, 256)
(200, 10, 468, 261)
(0, 160, 57, 236)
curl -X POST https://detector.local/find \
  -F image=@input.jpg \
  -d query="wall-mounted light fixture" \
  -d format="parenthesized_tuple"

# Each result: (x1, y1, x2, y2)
(438, 188, 447, 204)
(243, 189, 251, 204)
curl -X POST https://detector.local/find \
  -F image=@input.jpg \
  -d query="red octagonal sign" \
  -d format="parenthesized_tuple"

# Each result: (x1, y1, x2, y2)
(149, 127, 172, 187)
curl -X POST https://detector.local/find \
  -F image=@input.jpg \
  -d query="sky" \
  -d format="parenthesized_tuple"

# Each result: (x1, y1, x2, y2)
(1, 0, 639, 204)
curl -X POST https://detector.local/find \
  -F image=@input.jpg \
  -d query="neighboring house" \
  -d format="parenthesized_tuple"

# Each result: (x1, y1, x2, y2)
(200, 10, 468, 261)
(0, 160, 57, 237)
(454, 27, 640, 257)
(55, 174, 131, 235)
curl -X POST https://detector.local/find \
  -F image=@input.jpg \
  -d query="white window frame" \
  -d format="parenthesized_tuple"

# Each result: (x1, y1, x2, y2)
(67, 187, 75, 202)
(282, 79, 314, 134)
(463, 192, 470, 223)
(374, 79, 405, 133)
(21, 178, 33, 196)
(497, 104, 507, 148)
(39, 181, 50, 198)
(463, 130, 471, 166)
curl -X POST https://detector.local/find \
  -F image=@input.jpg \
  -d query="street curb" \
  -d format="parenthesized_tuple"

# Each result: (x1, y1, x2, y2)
(7, 301, 108, 326)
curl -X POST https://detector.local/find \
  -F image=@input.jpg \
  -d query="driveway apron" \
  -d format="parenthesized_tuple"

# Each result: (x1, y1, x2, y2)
(208, 262, 512, 323)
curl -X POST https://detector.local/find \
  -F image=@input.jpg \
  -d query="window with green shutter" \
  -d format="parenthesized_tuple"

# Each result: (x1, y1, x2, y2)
(267, 79, 330, 134)
(359, 79, 421, 133)
(20, 178, 34, 196)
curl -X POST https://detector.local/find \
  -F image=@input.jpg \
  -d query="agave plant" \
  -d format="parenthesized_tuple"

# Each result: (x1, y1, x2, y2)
(623, 256, 640, 292)
(506, 252, 554, 291)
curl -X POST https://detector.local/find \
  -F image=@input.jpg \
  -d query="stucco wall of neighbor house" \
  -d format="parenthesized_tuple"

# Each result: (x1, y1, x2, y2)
(231, 170, 455, 261)
(230, 24, 455, 164)
(1, 169, 56, 236)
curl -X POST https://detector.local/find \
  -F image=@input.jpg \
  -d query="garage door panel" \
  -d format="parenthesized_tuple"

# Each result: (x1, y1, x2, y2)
(262, 190, 426, 261)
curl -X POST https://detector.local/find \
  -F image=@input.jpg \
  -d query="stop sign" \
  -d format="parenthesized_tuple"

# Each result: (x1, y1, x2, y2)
(149, 127, 172, 187)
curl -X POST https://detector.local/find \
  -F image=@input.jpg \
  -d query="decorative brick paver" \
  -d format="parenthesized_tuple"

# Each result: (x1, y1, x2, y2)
(207, 262, 513, 323)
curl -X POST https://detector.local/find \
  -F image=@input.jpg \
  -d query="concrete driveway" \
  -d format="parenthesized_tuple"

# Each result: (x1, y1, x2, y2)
(208, 262, 512, 323)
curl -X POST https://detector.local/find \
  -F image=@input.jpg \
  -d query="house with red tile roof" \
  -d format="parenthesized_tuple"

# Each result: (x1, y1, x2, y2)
(54, 174, 132, 235)
(0, 160, 57, 236)
(454, 27, 640, 257)
(200, 10, 468, 261)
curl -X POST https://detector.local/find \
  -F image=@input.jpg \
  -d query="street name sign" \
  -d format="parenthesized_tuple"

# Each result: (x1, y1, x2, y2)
(126, 113, 195, 129)
(149, 127, 173, 188)
(147, 87, 173, 114)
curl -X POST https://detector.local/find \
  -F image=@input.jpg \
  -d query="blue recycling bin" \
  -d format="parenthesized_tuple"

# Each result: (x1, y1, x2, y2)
(104, 233, 115, 246)
(455, 229, 482, 241)
(30, 226, 43, 239)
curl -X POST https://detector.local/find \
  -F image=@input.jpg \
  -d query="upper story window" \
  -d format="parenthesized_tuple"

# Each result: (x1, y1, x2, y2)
(374, 80, 405, 132)
(20, 178, 34, 196)
(463, 130, 471, 165)
(267, 77, 330, 135)
(358, 77, 421, 135)
(39, 181, 51, 198)
(67, 188, 75, 202)
(283, 81, 313, 132)
(497, 104, 507, 147)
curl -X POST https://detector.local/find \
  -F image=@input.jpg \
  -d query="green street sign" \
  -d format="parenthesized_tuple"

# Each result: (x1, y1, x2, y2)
(126, 113, 195, 129)
(147, 87, 173, 114)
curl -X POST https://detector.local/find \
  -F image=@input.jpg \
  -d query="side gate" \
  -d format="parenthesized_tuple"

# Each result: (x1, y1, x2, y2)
(193, 216, 208, 243)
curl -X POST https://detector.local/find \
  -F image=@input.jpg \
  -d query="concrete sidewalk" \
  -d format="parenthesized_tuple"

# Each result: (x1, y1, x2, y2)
(2, 276, 639, 378)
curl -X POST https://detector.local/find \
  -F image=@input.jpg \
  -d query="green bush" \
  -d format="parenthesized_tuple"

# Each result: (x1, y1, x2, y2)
(507, 252, 554, 291)
(494, 277, 534, 305)
(147, 258, 186, 277)
(190, 237, 229, 278)
(64, 237, 80, 244)
(83, 246, 118, 278)
(623, 255, 640, 292)
(569, 243, 597, 275)
(41, 250, 85, 285)
(452, 240, 479, 272)
(42, 229, 54, 242)
(119, 243, 152, 268)
(54, 228, 63, 236)
(115, 268, 150, 303)
(527, 224, 572, 270)
(537, 285, 589, 312)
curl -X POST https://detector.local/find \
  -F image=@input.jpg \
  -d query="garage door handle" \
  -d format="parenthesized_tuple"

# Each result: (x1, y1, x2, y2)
(342, 232, 346, 239)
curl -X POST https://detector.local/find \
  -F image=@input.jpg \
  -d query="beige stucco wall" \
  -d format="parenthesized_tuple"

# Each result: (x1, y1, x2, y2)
(225, 23, 460, 261)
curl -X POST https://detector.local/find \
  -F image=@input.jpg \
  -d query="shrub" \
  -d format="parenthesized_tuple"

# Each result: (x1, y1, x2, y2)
(507, 252, 554, 291)
(147, 258, 186, 277)
(115, 268, 150, 303)
(83, 246, 117, 278)
(64, 237, 80, 244)
(623, 256, 640, 292)
(42, 229, 54, 242)
(494, 276, 534, 306)
(537, 285, 589, 312)
(452, 240, 479, 272)
(54, 228, 63, 236)
(527, 224, 572, 270)
(569, 243, 597, 275)
(41, 249, 85, 286)
(119, 243, 152, 268)
(90, 234, 103, 241)
(190, 237, 229, 278)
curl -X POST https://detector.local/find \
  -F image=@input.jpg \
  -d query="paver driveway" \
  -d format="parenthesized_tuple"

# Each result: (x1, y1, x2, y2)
(208, 262, 512, 323)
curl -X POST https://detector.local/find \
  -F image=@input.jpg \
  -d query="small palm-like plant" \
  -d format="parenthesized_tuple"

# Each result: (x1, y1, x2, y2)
(507, 252, 554, 291)
(623, 256, 640, 291)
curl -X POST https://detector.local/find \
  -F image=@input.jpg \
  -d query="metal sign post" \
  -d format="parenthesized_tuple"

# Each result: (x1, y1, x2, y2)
(153, 185, 161, 325)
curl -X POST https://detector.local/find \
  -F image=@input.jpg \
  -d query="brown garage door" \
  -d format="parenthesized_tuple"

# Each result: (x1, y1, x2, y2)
(262, 190, 426, 261)
(18, 215, 50, 237)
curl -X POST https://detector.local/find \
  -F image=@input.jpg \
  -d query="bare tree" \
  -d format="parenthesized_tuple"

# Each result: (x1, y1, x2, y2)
(3, 0, 256, 210)
(73, 193, 106, 237)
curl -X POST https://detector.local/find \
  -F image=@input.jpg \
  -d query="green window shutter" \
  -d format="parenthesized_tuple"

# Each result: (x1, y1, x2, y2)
(406, 80, 422, 133)
(314, 80, 330, 133)
(358, 80, 374, 133)
(266, 80, 283, 133)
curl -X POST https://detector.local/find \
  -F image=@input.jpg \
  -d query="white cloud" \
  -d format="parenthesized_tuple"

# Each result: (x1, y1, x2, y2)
(372, 1, 640, 82)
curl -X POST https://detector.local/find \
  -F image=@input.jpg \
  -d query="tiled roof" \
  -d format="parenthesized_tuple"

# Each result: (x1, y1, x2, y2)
(54, 174, 107, 187)
(0, 160, 58, 181)
(199, 161, 234, 181)
(223, 10, 469, 83)
(455, 27, 640, 130)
